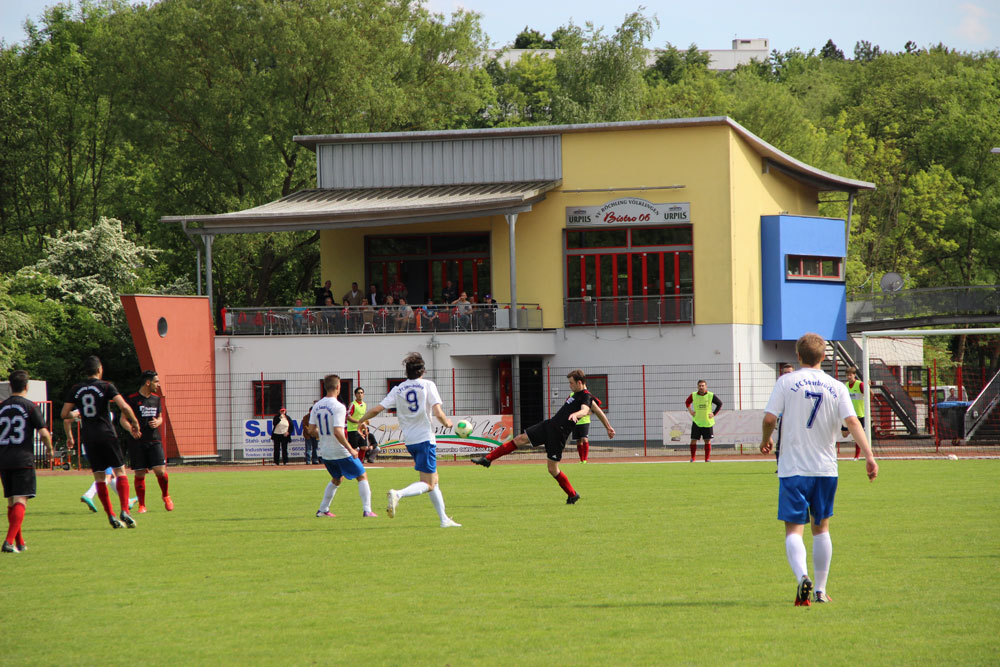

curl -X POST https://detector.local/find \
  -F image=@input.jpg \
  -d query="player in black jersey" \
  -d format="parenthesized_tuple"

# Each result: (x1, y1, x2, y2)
(123, 371, 172, 512)
(1, 370, 53, 553)
(472, 369, 615, 503)
(60, 356, 142, 529)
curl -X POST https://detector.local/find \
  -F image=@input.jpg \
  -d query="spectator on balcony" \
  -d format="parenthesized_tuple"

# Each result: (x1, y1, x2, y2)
(419, 298, 438, 332)
(290, 298, 308, 333)
(342, 282, 363, 307)
(314, 280, 334, 307)
(343, 298, 360, 333)
(366, 283, 382, 307)
(441, 280, 457, 304)
(319, 296, 339, 333)
(395, 297, 415, 332)
(452, 291, 472, 331)
(387, 276, 408, 303)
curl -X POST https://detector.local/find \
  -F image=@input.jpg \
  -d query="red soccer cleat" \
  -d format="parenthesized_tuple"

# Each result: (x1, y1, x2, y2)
(137, 504, 147, 514)
(163, 496, 174, 511)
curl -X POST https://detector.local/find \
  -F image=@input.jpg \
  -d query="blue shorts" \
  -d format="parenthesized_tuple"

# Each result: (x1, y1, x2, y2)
(405, 441, 437, 474)
(778, 476, 838, 525)
(322, 456, 365, 481)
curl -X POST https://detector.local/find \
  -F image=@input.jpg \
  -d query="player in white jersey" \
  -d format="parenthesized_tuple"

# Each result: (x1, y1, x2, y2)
(760, 333, 878, 606)
(307, 374, 376, 518)
(359, 352, 460, 527)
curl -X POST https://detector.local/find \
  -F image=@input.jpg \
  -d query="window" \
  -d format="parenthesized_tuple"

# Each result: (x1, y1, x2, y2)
(786, 255, 843, 281)
(317, 378, 353, 405)
(252, 381, 285, 417)
(586, 375, 609, 410)
(367, 233, 491, 303)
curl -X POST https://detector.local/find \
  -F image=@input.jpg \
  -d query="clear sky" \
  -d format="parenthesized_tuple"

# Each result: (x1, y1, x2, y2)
(2, 0, 998, 54)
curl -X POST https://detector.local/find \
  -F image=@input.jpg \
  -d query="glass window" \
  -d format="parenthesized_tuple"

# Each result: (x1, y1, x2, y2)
(431, 234, 489, 254)
(566, 229, 627, 249)
(630, 227, 692, 246)
(786, 255, 843, 280)
(587, 375, 609, 409)
(368, 236, 427, 256)
(252, 381, 285, 418)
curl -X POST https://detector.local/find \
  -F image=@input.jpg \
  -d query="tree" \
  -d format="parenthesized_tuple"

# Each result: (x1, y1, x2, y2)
(820, 39, 844, 60)
(646, 43, 710, 84)
(513, 27, 550, 49)
(854, 40, 882, 62)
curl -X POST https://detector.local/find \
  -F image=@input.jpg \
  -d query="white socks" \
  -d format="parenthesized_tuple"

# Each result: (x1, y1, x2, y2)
(319, 482, 337, 512)
(358, 479, 372, 513)
(84, 483, 98, 499)
(813, 532, 832, 592)
(428, 487, 447, 522)
(397, 481, 430, 498)
(785, 533, 809, 582)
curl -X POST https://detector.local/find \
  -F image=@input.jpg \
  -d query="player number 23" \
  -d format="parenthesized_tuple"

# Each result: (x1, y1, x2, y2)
(804, 391, 823, 429)
(0, 416, 27, 445)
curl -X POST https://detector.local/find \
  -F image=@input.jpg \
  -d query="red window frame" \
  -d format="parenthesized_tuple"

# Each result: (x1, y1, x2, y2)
(252, 380, 285, 418)
(785, 255, 844, 281)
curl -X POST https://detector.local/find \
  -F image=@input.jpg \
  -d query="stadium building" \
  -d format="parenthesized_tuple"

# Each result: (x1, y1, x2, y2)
(131, 117, 874, 460)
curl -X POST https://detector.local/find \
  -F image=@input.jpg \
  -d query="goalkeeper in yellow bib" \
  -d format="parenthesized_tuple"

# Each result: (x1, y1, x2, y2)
(841, 367, 865, 460)
(686, 380, 722, 462)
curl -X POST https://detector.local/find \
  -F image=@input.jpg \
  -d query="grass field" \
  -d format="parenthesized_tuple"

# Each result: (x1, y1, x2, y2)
(2, 458, 998, 665)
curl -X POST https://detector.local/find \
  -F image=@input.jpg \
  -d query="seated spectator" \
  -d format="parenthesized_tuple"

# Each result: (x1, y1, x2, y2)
(381, 295, 397, 333)
(290, 298, 308, 333)
(480, 293, 498, 329)
(343, 298, 359, 333)
(452, 291, 472, 331)
(314, 280, 334, 307)
(366, 283, 382, 307)
(395, 297, 415, 332)
(419, 298, 437, 331)
(320, 296, 339, 333)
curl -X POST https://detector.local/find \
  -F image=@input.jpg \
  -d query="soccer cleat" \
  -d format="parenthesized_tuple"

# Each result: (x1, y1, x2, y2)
(690, 458, 695, 463)
(315, 511, 335, 518)
(163, 496, 174, 511)
(362, 511, 378, 517)
(128, 496, 138, 510)
(119, 511, 136, 528)
(386, 490, 400, 518)
(2, 541, 18, 553)
(580, 460, 588, 464)
(814, 590, 832, 603)
(566, 493, 581, 505)
(470, 456, 491, 468)
(108, 514, 124, 529)
(795, 575, 813, 606)
(81, 496, 98, 512)
(440, 517, 462, 528)
(137, 504, 147, 514)
(15, 543, 26, 552)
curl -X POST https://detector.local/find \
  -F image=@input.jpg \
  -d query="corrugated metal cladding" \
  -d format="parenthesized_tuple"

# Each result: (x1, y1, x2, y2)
(317, 135, 562, 188)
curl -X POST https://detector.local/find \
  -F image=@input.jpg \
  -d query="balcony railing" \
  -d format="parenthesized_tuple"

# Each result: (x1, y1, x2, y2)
(564, 296, 693, 327)
(222, 303, 543, 335)
(847, 285, 1000, 324)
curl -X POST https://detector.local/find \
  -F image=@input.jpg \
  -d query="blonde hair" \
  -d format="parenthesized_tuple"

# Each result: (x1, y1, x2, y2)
(795, 333, 826, 366)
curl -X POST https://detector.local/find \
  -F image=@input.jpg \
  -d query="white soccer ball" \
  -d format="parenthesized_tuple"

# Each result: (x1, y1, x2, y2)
(947, 454, 958, 460)
(455, 420, 473, 438)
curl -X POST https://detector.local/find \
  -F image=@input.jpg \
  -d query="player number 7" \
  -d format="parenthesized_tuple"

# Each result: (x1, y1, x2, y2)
(804, 391, 823, 429)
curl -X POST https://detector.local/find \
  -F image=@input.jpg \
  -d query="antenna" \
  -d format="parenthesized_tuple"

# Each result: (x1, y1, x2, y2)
(879, 272, 904, 293)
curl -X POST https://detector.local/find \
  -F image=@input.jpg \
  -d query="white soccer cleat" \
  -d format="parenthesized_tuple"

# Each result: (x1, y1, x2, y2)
(386, 489, 400, 518)
(440, 517, 462, 528)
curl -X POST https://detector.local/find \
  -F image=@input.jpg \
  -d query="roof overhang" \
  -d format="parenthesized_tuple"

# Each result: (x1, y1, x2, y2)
(162, 180, 560, 235)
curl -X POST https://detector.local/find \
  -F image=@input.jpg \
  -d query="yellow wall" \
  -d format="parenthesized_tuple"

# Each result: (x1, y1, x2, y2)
(320, 123, 828, 329)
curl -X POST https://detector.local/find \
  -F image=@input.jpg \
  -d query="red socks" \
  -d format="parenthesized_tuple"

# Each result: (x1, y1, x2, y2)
(487, 441, 518, 461)
(854, 445, 861, 459)
(577, 441, 589, 462)
(690, 442, 697, 459)
(115, 476, 130, 512)
(554, 472, 576, 496)
(156, 472, 169, 497)
(135, 477, 147, 505)
(6, 504, 24, 546)
(705, 442, 711, 461)
(96, 481, 114, 515)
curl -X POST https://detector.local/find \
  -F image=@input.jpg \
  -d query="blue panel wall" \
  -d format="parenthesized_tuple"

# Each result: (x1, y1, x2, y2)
(761, 215, 847, 341)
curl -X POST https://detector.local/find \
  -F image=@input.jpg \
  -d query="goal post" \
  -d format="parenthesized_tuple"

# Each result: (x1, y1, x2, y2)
(860, 327, 1000, 453)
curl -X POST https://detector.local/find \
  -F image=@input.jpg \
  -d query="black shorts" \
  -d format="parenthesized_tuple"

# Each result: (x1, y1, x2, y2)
(572, 423, 591, 440)
(347, 430, 364, 448)
(691, 423, 714, 441)
(85, 437, 126, 472)
(129, 440, 166, 470)
(841, 416, 865, 433)
(1, 468, 37, 498)
(525, 420, 571, 462)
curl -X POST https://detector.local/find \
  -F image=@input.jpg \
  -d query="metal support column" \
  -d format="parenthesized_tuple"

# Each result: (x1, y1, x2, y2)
(506, 213, 518, 329)
(204, 234, 215, 318)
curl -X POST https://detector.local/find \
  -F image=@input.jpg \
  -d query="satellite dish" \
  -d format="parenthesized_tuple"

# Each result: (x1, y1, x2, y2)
(879, 272, 904, 292)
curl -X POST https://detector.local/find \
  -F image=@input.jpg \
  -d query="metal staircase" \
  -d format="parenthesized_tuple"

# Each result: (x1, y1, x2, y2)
(964, 368, 1000, 442)
(828, 339, 920, 435)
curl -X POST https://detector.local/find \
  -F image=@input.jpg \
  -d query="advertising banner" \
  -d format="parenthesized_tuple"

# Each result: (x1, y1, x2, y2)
(566, 198, 691, 226)
(662, 410, 855, 447)
(241, 415, 512, 458)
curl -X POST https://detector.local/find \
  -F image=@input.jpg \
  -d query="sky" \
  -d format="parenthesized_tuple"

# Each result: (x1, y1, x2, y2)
(2, 0, 998, 54)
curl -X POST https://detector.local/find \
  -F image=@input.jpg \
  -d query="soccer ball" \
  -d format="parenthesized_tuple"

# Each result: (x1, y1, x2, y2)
(455, 420, 473, 438)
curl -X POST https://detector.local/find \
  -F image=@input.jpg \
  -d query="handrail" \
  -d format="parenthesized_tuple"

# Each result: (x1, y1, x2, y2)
(221, 303, 544, 334)
(964, 367, 1000, 441)
(564, 295, 693, 327)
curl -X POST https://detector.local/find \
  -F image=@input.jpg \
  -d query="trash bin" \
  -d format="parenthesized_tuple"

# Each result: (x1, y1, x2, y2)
(936, 401, 971, 441)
